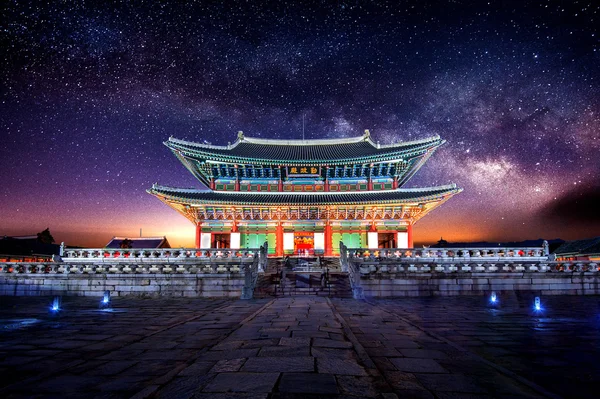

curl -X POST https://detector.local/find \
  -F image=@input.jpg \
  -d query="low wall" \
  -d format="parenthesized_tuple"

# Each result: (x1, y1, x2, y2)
(0, 274, 245, 298)
(359, 272, 600, 297)
(3, 271, 600, 298)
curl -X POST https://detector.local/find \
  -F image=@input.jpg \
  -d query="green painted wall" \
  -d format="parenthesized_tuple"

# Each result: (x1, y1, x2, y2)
(332, 232, 342, 254)
(342, 233, 361, 247)
(241, 233, 275, 254)
(266, 233, 276, 254)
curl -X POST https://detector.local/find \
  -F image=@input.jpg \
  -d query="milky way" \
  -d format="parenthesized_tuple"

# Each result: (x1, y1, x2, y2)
(1, 1, 599, 246)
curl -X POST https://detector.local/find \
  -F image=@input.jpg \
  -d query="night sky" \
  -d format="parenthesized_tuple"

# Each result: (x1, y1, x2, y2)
(2, 1, 599, 247)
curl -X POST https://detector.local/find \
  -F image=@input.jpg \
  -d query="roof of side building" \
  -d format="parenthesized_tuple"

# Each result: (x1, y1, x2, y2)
(105, 236, 171, 249)
(553, 237, 600, 256)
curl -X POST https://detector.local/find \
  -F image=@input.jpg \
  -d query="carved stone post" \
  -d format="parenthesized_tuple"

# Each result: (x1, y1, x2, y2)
(339, 242, 349, 272)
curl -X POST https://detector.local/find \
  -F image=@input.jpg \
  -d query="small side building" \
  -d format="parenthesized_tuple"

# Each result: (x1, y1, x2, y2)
(553, 237, 600, 261)
(105, 236, 171, 249)
(0, 235, 61, 262)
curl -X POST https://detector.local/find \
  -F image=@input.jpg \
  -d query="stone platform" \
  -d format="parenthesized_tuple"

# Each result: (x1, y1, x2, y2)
(0, 295, 598, 398)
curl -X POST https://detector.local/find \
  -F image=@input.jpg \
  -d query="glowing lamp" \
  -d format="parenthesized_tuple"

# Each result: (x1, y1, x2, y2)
(490, 292, 497, 303)
(534, 296, 541, 311)
(100, 290, 111, 308)
(50, 296, 61, 313)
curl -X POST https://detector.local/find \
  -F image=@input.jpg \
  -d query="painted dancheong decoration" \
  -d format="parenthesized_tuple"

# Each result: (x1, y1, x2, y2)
(147, 130, 462, 255)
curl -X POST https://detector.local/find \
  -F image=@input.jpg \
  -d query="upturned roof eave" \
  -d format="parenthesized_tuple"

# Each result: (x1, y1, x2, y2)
(146, 184, 462, 207)
(165, 139, 442, 166)
(166, 131, 442, 150)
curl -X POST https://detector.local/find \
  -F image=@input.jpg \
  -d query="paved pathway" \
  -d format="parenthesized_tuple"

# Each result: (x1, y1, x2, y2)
(0, 295, 598, 398)
(367, 294, 600, 399)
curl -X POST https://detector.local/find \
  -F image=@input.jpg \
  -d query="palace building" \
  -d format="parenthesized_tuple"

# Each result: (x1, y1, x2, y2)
(148, 130, 461, 256)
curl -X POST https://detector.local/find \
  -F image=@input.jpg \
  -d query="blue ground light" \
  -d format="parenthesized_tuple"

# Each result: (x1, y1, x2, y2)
(534, 296, 542, 312)
(1, 296, 598, 398)
(99, 291, 111, 309)
(50, 296, 61, 313)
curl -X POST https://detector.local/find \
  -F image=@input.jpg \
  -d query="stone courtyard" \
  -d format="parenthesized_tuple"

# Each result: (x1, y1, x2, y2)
(0, 295, 598, 398)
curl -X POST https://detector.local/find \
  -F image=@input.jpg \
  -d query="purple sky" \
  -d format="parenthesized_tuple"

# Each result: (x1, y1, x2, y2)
(2, 1, 599, 247)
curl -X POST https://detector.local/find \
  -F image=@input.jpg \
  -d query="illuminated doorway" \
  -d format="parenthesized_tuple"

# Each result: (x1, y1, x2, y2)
(211, 233, 230, 249)
(378, 233, 396, 248)
(294, 232, 314, 256)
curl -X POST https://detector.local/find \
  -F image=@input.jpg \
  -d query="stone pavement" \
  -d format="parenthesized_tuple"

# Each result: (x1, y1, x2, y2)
(0, 295, 598, 398)
(365, 294, 600, 399)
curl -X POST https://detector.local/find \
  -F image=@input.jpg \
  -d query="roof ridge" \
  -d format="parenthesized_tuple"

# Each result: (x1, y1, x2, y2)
(243, 135, 368, 146)
(111, 236, 166, 240)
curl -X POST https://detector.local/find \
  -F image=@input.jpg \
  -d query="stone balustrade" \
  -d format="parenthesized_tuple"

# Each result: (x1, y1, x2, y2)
(61, 247, 261, 263)
(0, 244, 269, 298)
(348, 247, 548, 260)
(340, 245, 598, 275)
(0, 261, 249, 275)
(0, 245, 267, 276)
(352, 260, 599, 274)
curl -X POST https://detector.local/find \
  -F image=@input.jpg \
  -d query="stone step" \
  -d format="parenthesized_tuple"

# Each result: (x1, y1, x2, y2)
(253, 270, 352, 298)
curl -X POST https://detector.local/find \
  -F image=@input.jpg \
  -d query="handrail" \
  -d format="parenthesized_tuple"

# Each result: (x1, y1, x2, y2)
(0, 260, 250, 275)
(241, 241, 266, 299)
(341, 241, 364, 299)
(346, 246, 548, 260)
(60, 247, 261, 263)
(348, 260, 599, 274)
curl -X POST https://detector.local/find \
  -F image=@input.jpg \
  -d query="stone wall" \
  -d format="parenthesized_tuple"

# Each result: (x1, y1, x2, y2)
(0, 274, 245, 298)
(2, 271, 600, 298)
(359, 272, 600, 297)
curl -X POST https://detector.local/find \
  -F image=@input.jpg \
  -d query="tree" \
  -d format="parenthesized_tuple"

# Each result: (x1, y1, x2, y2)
(37, 228, 55, 244)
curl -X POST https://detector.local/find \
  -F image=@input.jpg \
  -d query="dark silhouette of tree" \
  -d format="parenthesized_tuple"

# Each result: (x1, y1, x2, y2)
(37, 228, 55, 244)
(119, 238, 133, 249)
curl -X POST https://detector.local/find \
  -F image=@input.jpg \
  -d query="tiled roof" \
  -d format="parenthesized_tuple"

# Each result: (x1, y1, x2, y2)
(148, 184, 461, 206)
(105, 237, 171, 249)
(553, 237, 600, 255)
(165, 133, 443, 164)
(0, 236, 60, 257)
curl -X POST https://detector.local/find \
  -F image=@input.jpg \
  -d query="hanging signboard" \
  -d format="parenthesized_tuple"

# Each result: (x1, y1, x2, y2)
(287, 166, 321, 177)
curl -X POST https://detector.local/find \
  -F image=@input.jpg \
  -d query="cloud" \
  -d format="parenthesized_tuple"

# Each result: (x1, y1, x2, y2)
(539, 183, 600, 225)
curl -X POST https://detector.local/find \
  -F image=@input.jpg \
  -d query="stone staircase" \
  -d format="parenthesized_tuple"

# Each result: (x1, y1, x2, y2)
(276, 272, 352, 297)
(265, 257, 284, 273)
(254, 256, 352, 298)
(322, 257, 341, 271)
(326, 272, 352, 298)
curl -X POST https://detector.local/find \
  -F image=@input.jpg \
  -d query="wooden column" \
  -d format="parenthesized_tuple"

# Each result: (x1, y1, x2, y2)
(324, 220, 332, 256)
(278, 167, 283, 191)
(235, 165, 240, 191)
(195, 223, 202, 248)
(407, 224, 413, 249)
(210, 178, 215, 190)
(324, 166, 330, 192)
(275, 221, 283, 256)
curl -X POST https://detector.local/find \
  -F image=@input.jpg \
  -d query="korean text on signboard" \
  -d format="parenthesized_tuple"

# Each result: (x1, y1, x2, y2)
(287, 166, 320, 176)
